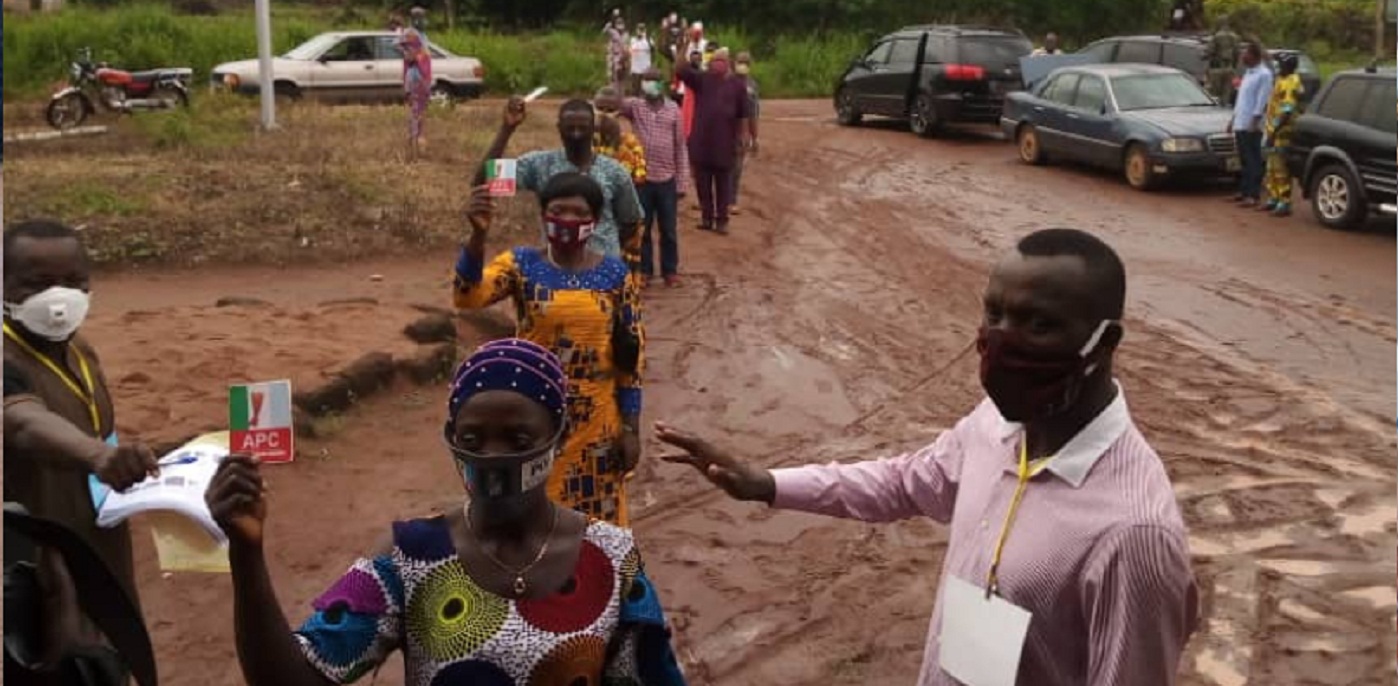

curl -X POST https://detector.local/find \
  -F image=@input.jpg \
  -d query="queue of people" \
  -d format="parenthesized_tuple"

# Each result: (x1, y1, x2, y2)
(4, 11, 1202, 686)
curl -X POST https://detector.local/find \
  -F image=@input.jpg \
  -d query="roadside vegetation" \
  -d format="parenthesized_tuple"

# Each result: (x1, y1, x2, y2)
(3, 1, 1387, 100)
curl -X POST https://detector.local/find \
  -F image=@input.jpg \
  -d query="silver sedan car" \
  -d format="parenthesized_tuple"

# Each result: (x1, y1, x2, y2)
(211, 31, 485, 103)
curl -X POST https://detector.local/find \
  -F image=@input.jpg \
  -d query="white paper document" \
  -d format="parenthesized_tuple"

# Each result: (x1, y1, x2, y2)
(938, 575, 1032, 686)
(96, 434, 229, 544)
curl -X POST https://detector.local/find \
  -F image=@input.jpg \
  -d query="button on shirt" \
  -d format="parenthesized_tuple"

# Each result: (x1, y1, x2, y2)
(771, 386, 1198, 686)
(516, 149, 644, 258)
(1232, 64, 1274, 131)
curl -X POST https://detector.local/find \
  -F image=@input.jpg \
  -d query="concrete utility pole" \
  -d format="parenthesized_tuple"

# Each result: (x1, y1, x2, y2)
(1376, 0, 1394, 59)
(255, 0, 277, 130)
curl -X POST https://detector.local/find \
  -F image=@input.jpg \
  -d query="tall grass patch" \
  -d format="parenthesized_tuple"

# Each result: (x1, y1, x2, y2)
(5, 4, 877, 100)
(2, 5, 326, 97)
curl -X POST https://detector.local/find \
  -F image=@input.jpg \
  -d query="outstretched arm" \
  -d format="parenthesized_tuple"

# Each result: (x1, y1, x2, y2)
(473, 97, 526, 185)
(770, 426, 966, 524)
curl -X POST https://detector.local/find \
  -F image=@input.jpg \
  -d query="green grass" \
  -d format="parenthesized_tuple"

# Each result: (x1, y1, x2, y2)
(2, 5, 873, 100)
(128, 90, 255, 150)
(8, 2, 1384, 102)
(44, 180, 149, 216)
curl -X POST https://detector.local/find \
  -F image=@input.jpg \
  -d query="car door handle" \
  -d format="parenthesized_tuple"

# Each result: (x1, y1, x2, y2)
(1033, 106, 1044, 112)
(364, 64, 374, 70)
(1067, 113, 1080, 119)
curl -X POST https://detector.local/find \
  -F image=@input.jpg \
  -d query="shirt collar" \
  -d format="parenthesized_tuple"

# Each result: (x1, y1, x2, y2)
(995, 381, 1130, 488)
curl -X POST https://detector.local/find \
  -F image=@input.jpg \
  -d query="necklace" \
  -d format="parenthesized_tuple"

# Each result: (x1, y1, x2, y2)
(465, 503, 560, 597)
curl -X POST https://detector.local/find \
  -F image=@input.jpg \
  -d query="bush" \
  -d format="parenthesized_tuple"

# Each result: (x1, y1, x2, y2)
(2, 5, 324, 97)
(1, 4, 881, 100)
(1203, 0, 1381, 60)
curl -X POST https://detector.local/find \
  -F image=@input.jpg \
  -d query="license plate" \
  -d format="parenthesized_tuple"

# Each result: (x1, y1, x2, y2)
(1224, 156, 1241, 172)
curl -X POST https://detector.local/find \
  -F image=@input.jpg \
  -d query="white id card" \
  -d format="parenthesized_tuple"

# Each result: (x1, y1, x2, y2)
(938, 576, 1032, 686)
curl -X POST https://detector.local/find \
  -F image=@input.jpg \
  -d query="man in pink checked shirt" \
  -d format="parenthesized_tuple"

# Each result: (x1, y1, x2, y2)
(617, 68, 690, 288)
(657, 228, 1199, 686)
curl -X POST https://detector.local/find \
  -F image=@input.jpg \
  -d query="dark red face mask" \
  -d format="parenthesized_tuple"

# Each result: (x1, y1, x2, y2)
(544, 216, 596, 254)
(976, 320, 1114, 422)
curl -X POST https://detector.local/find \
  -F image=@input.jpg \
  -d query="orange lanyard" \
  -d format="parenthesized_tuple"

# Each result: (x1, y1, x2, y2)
(3, 322, 101, 434)
(985, 440, 1053, 596)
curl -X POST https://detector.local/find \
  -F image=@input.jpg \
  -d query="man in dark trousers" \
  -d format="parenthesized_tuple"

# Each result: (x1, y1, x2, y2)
(675, 44, 750, 235)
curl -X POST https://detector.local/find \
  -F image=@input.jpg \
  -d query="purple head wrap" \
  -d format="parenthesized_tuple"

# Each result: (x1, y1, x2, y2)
(445, 339, 568, 442)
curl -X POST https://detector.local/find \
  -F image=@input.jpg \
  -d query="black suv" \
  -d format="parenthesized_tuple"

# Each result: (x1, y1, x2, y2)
(1286, 66, 1397, 230)
(835, 25, 1031, 137)
(1076, 36, 1320, 106)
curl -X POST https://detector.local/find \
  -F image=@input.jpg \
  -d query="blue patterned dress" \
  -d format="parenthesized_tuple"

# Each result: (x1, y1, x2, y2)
(293, 516, 685, 685)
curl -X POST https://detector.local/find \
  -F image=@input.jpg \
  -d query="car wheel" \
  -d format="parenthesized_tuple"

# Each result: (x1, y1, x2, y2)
(430, 82, 455, 106)
(1309, 163, 1366, 230)
(835, 89, 862, 126)
(909, 93, 940, 138)
(273, 81, 302, 103)
(1123, 143, 1157, 191)
(1016, 124, 1047, 165)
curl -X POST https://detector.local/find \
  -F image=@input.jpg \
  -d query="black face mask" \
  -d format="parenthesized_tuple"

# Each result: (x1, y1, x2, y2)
(976, 320, 1115, 422)
(453, 445, 558, 522)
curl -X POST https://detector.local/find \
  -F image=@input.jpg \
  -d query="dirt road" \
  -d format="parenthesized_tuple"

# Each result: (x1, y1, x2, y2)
(80, 100, 1395, 684)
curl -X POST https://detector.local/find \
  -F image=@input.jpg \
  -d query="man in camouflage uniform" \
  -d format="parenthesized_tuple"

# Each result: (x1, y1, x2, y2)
(1204, 16, 1241, 104)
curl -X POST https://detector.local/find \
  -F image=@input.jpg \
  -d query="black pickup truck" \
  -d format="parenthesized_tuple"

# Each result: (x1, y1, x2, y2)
(1286, 66, 1396, 230)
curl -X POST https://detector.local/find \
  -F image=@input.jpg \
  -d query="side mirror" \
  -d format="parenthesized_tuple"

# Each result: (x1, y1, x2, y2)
(1100, 103, 1109, 115)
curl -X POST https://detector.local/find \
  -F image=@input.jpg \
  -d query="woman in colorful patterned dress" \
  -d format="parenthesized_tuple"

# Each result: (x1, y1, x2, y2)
(453, 173, 644, 526)
(398, 7, 433, 158)
(206, 339, 685, 686)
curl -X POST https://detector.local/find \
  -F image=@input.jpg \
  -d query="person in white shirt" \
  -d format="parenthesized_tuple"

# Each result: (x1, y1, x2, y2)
(1031, 33, 1061, 56)
(630, 24, 654, 96)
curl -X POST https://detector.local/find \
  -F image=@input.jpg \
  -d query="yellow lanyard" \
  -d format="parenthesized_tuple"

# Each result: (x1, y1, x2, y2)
(985, 440, 1053, 596)
(3, 322, 102, 434)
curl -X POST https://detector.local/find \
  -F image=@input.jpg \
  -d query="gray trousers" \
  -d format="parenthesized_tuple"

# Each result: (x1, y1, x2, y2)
(731, 145, 747, 205)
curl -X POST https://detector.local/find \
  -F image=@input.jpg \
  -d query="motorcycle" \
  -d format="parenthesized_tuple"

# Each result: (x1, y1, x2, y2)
(45, 48, 194, 130)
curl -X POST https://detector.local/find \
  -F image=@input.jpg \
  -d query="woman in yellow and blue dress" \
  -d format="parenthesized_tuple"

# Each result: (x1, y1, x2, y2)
(454, 172, 644, 526)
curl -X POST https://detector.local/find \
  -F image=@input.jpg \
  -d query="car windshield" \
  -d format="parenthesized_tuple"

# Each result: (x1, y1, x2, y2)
(1112, 73, 1215, 110)
(284, 34, 343, 60)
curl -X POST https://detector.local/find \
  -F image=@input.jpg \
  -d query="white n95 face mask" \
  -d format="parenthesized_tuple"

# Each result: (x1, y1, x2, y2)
(4, 286, 91, 341)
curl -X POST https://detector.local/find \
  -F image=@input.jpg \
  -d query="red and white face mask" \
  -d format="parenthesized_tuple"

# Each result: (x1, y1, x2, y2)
(544, 217, 596, 252)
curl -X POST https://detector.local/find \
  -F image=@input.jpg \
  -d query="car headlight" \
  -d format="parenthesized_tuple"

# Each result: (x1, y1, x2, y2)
(1161, 138, 1204, 153)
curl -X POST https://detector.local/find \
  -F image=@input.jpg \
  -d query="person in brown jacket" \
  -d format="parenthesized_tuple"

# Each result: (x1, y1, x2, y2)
(3, 220, 160, 658)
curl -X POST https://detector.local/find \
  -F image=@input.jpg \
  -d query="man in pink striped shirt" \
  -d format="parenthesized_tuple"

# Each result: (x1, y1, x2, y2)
(658, 228, 1199, 685)
(619, 68, 690, 287)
